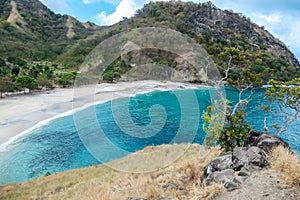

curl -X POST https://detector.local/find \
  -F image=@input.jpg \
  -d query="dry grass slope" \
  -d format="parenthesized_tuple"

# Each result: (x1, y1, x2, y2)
(270, 146, 300, 188)
(0, 144, 224, 200)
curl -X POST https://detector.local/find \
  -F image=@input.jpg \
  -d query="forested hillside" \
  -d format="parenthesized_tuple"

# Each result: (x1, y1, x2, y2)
(0, 0, 101, 60)
(59, 1, 300, 82)
(0, 0, 299, 93)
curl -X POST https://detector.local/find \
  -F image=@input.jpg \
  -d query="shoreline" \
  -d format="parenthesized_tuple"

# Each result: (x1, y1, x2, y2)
(0, 80, 202, 150)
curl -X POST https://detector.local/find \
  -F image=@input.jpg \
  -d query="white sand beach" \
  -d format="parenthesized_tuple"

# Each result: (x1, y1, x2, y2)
(0, 81, 201, 149)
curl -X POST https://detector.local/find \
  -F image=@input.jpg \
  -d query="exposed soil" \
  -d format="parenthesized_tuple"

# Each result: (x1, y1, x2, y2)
(214, 169, 300, 200)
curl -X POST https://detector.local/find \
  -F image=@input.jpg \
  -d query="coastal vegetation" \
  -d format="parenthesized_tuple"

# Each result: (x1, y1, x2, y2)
(0, 57, 78, 97)
(202, 47, 299, 152)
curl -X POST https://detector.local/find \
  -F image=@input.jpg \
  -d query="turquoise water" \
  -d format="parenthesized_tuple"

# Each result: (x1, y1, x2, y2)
(0, 88, 299, 185)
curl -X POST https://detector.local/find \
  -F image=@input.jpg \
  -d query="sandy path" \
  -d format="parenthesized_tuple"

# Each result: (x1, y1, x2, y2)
(0, 81, 199, 149)
(214, 169, 300, 200)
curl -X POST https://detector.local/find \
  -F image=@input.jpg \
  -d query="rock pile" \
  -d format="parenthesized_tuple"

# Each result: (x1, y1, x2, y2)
(127, 131, 290, 199)
(201, 130, 290, 190)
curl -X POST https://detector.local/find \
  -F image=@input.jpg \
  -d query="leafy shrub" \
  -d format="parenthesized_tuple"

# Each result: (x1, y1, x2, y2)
(203, 106, 251, 151)
(15, 75, 38, 93)
(56, 72, 76, 88)
(218, 111, 251, 151)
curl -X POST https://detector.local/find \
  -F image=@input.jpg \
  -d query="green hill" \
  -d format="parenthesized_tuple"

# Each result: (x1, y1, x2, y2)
(59, 1, 300, 82)
(0, 0, 101, 60)
(0, 0, 299, 86)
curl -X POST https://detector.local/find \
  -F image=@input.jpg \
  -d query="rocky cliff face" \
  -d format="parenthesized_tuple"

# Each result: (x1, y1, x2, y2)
(184, 2, 299, 69)
(130, 1, 300, 82)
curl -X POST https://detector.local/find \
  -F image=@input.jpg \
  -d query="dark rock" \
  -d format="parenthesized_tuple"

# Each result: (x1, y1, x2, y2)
(210, 152, 233, 171)
(163, 183, 183, 191)
(207, 169, 235, 184)
(157, 196, 176, 200)
(233, 176, 248, 184)
(224, 181, 239, 190)
(201, 131, 286, 188)
(162, 183, 187, 195)
(238, 167, 251, 176)
(244, 130, 290, 153)
(232, 147, 269, 170)
(202, 164, 215, 181)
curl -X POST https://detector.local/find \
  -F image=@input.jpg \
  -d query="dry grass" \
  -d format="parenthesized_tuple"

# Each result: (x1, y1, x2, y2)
(182, 147, 224, 200)
(269, 146, 300, 187)
(0, 144, 224, 200)
(188, 182, 225, 200)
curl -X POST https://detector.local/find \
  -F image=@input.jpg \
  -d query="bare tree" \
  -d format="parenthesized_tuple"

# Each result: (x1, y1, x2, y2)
(203, 47, 262, 150)
(265, 78, 300, 136)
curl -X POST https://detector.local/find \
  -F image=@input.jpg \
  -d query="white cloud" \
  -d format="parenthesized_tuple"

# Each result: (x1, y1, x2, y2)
(273, 16, 300, 59)
(249, 12, 300, 60)
(96, 0, 142, 25)
(258, 13, 281, 23)
(96, 0, 189, 25)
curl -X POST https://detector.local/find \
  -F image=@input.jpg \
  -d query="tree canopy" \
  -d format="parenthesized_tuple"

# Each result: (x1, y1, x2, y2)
(16, 75, 38, 93)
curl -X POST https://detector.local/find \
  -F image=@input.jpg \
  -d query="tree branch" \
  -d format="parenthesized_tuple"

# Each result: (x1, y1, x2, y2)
(276, 110, 300, 136)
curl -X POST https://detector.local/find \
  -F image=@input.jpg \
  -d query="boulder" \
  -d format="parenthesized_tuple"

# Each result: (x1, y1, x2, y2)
(157, 196, 177, 200)
(206, 169, 235, 184)
(202, 152, 232, 181)
(233, 176, 248, 184)
(201, 130, 291, 189)
(210, 152, 233, 171)
(244, 130, 290, 153)
(238, 167, 251, 176)
(232, 147, 269, 170)
(224, 181, 239, 190)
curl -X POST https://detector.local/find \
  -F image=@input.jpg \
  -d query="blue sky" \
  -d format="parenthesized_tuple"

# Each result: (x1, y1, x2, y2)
(39, 0, 300, 61)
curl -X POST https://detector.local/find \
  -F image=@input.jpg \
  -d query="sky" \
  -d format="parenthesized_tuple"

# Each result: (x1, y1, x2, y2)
(39, 0, 300, 61)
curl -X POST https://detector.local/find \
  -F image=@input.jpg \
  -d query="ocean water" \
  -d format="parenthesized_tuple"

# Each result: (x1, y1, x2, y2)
(0, 88, 299, 185)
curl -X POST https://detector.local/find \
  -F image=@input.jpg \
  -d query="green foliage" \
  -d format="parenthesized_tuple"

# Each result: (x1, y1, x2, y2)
(45, 172, 51, 176)
(202, 106, 224, 147)
(56, 72, 76, 88)
(265, 78, 300, 107)
(16, 75, 38, 93)
(0, 0, 100, 61)
(102, 73, 114, 82)
(218, 111, 251, 151)
(203, 104, 251, 151)
(0, 0, 299, 85)
(11, 66, 20, 76)
(102, 58, 130, 82)
(0, 0, 12, 20)
(37, 75, 53, 89)
(0, 58, 10, 76)
(0, 77, 15, 98)
(218, 47, 264, 88)
(203, 48, 260, 151)
(7, 57, 27, 67)
(0, 58, 6, 66)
